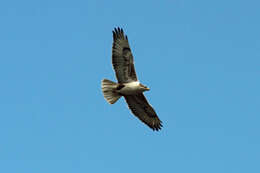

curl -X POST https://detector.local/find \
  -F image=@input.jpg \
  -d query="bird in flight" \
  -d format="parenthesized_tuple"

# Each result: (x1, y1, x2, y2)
(101, 27, 162, 131)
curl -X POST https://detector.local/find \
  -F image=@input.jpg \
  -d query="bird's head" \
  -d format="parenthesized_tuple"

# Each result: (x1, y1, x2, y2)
(139, 83, 150, 91)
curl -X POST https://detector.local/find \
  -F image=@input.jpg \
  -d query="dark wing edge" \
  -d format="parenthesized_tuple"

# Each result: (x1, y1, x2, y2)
(112, 27, 137, 83)
(124, 93, 163, 131)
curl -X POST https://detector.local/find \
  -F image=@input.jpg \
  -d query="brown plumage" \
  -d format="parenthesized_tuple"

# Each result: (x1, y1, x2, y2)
(102, 27, 162, 131)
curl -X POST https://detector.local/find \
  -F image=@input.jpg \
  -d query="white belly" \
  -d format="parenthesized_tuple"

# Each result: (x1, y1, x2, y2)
(118, 81, 143, 95)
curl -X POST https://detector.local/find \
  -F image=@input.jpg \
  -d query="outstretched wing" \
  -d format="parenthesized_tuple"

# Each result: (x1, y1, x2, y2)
(124, 94, 162, 131)
(112, 27, 137, 83)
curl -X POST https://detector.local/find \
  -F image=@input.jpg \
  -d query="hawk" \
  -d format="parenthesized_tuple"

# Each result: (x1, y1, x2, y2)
(101, 27, 162, 131)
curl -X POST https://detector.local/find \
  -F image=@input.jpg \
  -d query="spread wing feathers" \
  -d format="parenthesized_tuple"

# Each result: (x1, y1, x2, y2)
(112, 27, 137, 83)
(124, 94, 162, 131)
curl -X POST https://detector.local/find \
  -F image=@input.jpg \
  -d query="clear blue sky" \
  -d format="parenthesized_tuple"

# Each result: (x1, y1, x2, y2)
(0, 0, 259, 172)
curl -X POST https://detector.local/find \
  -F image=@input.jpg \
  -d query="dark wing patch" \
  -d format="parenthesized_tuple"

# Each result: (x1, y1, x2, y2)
(116, 84, 125, 90)
(124, 93, 162, 131)
(112, 27, 137, 83)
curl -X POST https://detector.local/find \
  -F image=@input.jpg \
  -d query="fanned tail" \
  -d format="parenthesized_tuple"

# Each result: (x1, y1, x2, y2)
(101, 79, 121, 104)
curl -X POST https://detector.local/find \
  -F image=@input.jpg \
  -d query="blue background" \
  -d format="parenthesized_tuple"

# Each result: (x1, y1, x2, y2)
(0, 0, 259, 172)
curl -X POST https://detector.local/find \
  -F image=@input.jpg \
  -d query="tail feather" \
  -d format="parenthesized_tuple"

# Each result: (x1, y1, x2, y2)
(101, 79, 121, 104)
